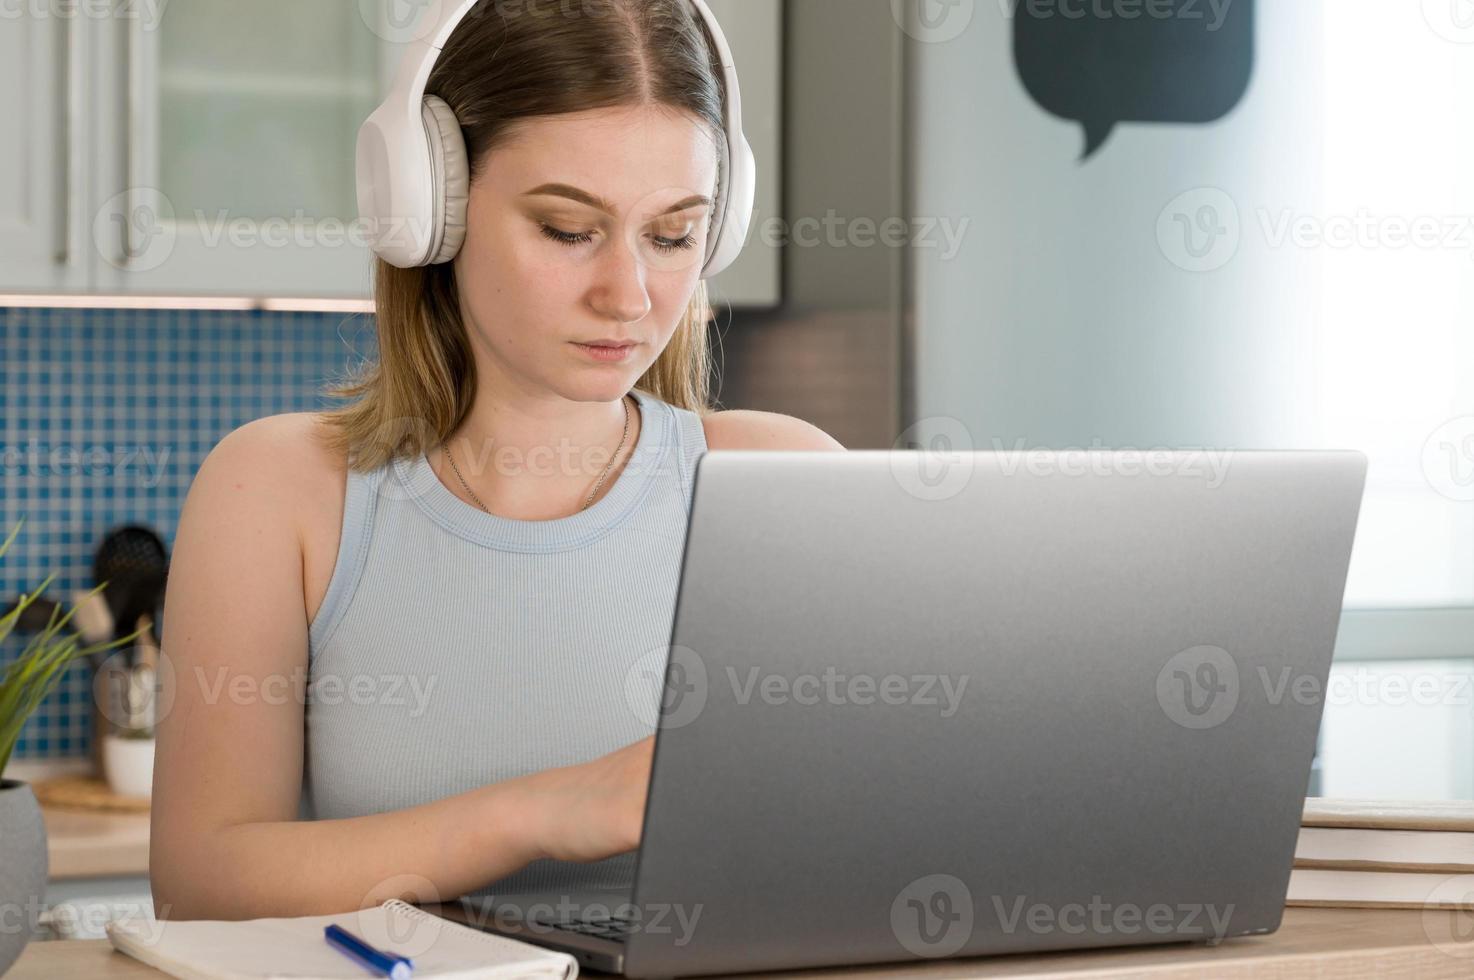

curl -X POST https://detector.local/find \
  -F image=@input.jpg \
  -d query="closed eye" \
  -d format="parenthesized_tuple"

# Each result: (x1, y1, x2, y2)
(539, 224, 698, 254)
(540, 224, 594, 247)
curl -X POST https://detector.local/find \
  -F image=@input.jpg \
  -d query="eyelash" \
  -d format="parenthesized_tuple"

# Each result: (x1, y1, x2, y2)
(539, 224, 698, 254)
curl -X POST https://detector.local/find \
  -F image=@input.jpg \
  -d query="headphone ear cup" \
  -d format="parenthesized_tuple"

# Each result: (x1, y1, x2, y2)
(421, 95, 470, 265)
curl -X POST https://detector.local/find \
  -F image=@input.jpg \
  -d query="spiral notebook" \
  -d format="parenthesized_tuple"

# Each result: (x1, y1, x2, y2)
(105, 898, 578, 980)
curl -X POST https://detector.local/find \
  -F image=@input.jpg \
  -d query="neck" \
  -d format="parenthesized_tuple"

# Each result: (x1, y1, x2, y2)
(450, 390, 633, 463)
(437, 383, 639, 517)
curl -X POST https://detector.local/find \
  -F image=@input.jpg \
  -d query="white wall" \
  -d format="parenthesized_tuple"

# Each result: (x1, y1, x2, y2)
(903, 1, 1474, 798)
(906, 0, 1326, 451)
(906, 1, 1474, 610)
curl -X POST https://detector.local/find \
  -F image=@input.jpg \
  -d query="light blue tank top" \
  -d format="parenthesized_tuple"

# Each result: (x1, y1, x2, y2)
(301, 387, 708, 901)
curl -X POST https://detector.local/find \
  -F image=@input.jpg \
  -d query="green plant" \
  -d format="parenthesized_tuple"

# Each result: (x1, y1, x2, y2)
(0, 517, 144, 778)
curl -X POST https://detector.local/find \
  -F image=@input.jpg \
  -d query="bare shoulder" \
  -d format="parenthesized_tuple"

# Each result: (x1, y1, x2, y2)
(188, 413, 349, 624)
(701, 410, 847, 451)
(200, 413, 346, 501)
(191, 412, 348, 544)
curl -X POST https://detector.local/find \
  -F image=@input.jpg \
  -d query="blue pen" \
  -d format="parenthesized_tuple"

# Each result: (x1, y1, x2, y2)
(324, 923, 414, 980)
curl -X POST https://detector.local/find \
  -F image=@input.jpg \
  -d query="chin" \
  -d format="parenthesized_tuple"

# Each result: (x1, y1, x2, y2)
(551, 374, 638, 403)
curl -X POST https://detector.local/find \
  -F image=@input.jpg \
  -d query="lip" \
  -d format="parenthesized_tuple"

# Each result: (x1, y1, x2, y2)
(571, 341, 637, 362)
(576, 340, 638, 349)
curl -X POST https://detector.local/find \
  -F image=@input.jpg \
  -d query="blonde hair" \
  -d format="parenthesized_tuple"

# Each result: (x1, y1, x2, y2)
(321, 0, 727, 471)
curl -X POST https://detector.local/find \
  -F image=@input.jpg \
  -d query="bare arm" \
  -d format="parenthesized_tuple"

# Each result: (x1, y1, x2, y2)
(150, 417, 559, 919)
(702, 410, 847, 451)
(152, 406, 834, 920)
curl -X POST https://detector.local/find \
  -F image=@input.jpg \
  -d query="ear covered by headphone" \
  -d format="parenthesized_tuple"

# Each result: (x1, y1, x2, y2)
(419, 95, 470, 265)
(355, 0, 756, 277)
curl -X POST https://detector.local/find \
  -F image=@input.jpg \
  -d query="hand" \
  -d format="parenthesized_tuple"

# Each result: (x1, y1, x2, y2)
(523, 736, 654, 864)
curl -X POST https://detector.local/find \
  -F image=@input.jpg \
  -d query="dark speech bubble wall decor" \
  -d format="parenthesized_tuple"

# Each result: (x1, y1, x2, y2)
(1012, 0, 1256, 160)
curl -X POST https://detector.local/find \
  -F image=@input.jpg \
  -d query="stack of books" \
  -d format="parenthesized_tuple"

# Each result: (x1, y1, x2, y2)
(1289, 798, 1474, 909)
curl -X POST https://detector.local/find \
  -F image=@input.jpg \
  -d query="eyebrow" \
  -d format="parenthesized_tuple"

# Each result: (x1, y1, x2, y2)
(522, 183, 714, 218)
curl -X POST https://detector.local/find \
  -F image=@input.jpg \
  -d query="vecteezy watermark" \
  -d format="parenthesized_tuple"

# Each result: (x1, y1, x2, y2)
(0, 0, 169, 29)
(888, 877, 1236, 958)
(360, 0, 622, 44)
(887, 423, 1235, 503)
(1256, 209, 1474, 254)
(351, 415, 683, 513)
(624, 647, 970, 729)
(747, 210, 972, 262)
(1158, 187, 1474, 273)
(1423, 416, 1474, 502)
(1423, 0, 1474, 44)
(190, 212, 438, 253)
(727, 666, 969, 718)
(993, 895, 1236, 941)
(891, 0, 977, 44)
(93, 188, 438, 273)
(357, 412, 669, 512)
(1420, 875, 1474, 959)
(1303, 667, 1474, 709)
(1156, 645, 1240, 729)
(989, 439, 1234, 489)
(94, 647, 176, 733)
(195, 665, 439, 717)
(0, 894, 49, 939)
(40, 897, 162, 939)
(0, 440, 171, 488)
(95, 655, 440, 730)
(459, 896, 704, 947)
(1154, 647, 1474, 729)
(891, 416, 977, 502)
(626, 644, 709, 730)
(438, 432, 675, 483)
(1001, 0, 1236, 31)
(94, 188, 177, 273)
(94, 189, 972, 269)
(891, 874, 975, 957)
(1157, 187, 1242, 273)
(9, 893, 168, 940)
(360, 0, 444, 43)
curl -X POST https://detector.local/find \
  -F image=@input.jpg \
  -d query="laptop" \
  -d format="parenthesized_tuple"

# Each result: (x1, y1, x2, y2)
(428, 449, 1368, 977)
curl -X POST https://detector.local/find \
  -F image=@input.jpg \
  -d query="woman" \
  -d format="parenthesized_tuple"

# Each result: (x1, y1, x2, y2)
(151, 0, 843, 920)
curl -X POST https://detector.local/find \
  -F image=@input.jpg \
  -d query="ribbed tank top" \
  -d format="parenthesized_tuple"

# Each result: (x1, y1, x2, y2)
(300, 387, 708, 902)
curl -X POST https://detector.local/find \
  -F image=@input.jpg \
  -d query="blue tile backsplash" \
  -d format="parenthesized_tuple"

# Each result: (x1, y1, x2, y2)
(0, 305, 377, 760)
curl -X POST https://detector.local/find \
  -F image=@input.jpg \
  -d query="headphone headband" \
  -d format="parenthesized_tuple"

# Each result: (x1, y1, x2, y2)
(356, 0, 756, 275)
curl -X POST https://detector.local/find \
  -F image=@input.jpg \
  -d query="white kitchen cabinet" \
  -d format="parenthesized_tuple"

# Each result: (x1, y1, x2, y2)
(0, 12, 88, 292)
(92, 0, 387, 298)
(2, 0, 782, 306)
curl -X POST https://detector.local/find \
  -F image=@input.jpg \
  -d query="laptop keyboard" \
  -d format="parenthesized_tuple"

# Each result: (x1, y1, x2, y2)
(529, 910, 636, 943)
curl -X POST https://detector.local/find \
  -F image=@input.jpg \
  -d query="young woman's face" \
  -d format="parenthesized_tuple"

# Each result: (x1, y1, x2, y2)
(453, 104, 721, 403)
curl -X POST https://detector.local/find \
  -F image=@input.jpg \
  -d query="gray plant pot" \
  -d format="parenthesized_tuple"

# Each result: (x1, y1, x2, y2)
(0, 778, 48, 973)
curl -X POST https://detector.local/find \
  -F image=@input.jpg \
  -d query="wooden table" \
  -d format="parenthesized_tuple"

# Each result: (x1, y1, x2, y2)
(43, 805, 151, 879)
(14, 907, 1474, 978)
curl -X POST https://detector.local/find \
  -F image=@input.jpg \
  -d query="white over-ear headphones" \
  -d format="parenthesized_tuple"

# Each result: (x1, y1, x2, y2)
(356, 0, 756, 276)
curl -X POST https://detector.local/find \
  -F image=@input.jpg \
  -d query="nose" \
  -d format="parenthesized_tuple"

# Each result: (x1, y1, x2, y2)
(588, 227, 653, 325)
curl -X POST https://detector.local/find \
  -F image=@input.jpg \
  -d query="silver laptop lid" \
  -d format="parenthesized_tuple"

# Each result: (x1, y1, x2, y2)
(624, 450, 1367, 977)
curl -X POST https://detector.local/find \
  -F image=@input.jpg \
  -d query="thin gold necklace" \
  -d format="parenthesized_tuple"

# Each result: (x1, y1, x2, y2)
(442, 395, 632, 516)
